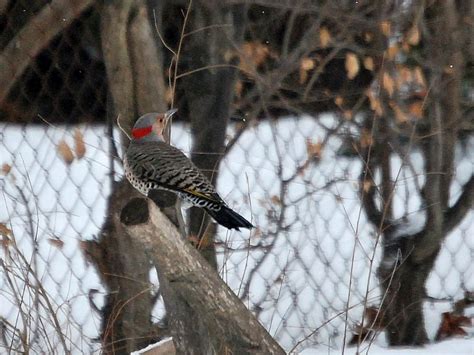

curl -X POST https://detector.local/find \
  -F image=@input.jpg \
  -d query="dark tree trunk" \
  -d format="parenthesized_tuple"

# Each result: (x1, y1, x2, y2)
(83, 181, 161, 354)
(377, 234, 436, 345)
(181, 2, 246, 268)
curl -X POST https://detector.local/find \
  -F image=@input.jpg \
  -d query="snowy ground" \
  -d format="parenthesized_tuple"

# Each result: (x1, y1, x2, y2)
(300, 338, 473, 355)
(0, 117, 472, 354)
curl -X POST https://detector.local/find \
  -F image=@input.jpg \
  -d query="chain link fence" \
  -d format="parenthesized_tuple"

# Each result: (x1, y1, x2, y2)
(1, 2, 473, 354)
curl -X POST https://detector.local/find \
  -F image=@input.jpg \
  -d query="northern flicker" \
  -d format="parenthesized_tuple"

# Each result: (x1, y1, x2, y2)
(124, 110, 254, 231)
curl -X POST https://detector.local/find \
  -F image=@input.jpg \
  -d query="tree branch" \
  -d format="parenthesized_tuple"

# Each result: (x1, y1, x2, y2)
(124, 200, 285, 354)
(0, 0, 94, 103)
(444, 175, 474, 234)
(101, 0, 135, 145)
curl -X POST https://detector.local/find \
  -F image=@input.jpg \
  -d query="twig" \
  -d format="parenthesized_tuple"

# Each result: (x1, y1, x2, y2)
(152, 9, 177, 57)
(116, 114, 131, 141)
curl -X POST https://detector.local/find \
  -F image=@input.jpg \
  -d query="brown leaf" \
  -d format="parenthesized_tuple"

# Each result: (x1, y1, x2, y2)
(299, 57, 315, 84)
(306, 139, 323, 160)
(386, 44, 399, 60)
(334, 96, 344, 107)
(1, 163, 11, 175)
(1, 236, 11, 250)
(319, 27, 331, 48)
(366, 90, 383, 116)
(57, 140, 74, 165)
(348, 307, 385, 345)
(408, 101, 424, 119)
(74, 129, 86, 159)
(345, 53, 359, 80)
(270, 195, 281, 205)
(391, 103, 408, 123)
(413, 66, 426, 87)
(382, 72, 395, 97)
(380, 21, 391, 36)
(363, 57, 374, 71)
(399, 66, 413, 86)
(406, 26, 420, 46)
(360, 129, 373, 148)
(362, 179, 373, 193)
(343, 110, 353, 120)
(0, 223, 12, 237)
(435, 312, 471, 341)
(47, 238, 64, 249)
(239, 41, 272, 73)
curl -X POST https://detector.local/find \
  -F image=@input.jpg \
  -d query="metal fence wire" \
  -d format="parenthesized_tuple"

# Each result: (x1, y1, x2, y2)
(1, 2, 473, 354)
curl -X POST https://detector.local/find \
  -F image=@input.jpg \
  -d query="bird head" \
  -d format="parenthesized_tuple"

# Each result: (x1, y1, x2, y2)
(131, 109, 178, 142)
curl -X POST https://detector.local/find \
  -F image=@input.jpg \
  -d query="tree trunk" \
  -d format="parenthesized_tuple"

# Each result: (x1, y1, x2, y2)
(83, 181, 160, 354)
(377, 235, 436, 345)
(181, 2, 246, 268)
(370, 0, 469, 346)
(124, 199, 286, 355)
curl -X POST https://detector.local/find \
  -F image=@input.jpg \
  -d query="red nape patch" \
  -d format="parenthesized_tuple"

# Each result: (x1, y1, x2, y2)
(132, 126, 153, 139)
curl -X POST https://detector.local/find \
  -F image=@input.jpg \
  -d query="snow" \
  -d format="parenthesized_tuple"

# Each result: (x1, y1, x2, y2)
(0, 119, 473, 354)
(299, 339, 474, 355)
(391, 210, 427, 239)
(130, 337, 174, 354)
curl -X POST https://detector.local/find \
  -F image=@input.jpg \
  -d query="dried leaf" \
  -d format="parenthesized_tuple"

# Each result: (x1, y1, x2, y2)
(366, 90, 383, 116)
(382, 72, 395, 97)
(57, 140, 74, 165)
(360, 129, 373, 148)
(343, 110, 353, 120)
(380, 21, 391, 36)
(363, 57, 374, 71)
(48, 238, 64, 249)
(401, 42, 411, 53)
(299, 57, 315, 84)
(392, 103, 408, 123)
(1, 236, 10, 250)
(270, 195, 281, 205)
(406, 26, 420, 46)
(348, 307, 385, 345)
(0, 223, 12, 237)
(362, 179, 373, 192)
(435, 312, 471, 341)
(408, 101, 424, 119)
(413, 66, 426, 87)
(345, 53, 359, 80)
(334, 96, 344, 107)
(165, 86, 174, 104)
(1, 163, 11, 175)
(319, 27, 331, 48)
(239, 41, 272, 73)
(386, 44, 399, 60)
(74, 129, 86, 159)
(306, 139, 323, 160)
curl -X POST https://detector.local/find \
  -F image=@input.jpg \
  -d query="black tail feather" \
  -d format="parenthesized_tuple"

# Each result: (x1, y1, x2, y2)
(206, 206, 254, 231)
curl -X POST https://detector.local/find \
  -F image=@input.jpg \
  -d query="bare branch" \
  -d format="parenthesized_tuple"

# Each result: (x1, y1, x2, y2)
(444, 175, 474, 234)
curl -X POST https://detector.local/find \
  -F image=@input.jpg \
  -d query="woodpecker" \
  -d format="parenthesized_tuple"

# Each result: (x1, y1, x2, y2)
(124, 110, 254, 231)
